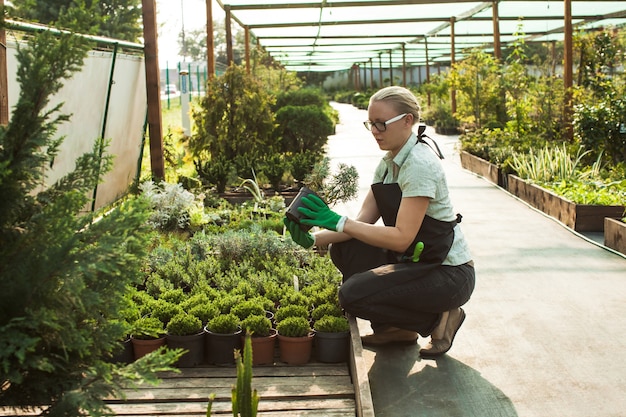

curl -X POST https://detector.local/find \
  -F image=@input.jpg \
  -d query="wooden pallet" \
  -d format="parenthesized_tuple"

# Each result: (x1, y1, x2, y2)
(0, 317, 374, 417)
(105, 364, 356, 416)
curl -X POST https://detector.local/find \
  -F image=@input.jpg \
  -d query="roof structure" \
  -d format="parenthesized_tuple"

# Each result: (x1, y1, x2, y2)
(215, 0, 626, 72)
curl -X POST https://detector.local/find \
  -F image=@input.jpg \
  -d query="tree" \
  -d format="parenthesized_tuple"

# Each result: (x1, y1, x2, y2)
(178, 20, 246, 65)
(10, 0, 143, 42)
(0, 25, 178, 416)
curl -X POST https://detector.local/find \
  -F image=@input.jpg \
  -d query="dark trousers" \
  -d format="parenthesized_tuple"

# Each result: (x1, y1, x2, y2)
(331, 239, 475, 336)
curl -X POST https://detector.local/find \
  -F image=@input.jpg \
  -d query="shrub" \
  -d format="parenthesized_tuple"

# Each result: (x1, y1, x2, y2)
(231, 299, 267, 321)
(276, 316, 311, 338)
(188, 303, 220, 325)
(275, 305, 309, 323)
(166, 312, 203, 336)
(131, 316, 166, 340)
(311, 303, 343, 322)
(206, 313, 240, 334)
(313, 315, 350, 333)
(241, 315, 273, 338)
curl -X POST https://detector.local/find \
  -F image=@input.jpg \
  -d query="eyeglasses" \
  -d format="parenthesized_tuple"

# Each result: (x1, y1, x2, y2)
(363, 113, 408, 132)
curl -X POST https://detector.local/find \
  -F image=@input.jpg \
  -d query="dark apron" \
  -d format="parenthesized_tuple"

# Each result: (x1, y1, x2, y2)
(371, 181, 460, 266)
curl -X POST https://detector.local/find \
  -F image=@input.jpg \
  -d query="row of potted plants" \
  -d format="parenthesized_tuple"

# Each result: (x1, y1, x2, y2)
(114, 287, 350, 367)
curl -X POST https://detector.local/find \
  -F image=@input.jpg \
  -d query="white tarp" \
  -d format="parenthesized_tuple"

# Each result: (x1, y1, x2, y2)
(6, 40, 147, 211)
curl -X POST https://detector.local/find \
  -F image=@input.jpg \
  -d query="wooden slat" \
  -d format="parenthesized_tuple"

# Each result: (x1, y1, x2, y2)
(106, 399, 355, 416)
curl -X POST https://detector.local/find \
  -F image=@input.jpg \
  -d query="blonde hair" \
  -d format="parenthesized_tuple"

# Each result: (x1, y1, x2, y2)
(369, 86, 421, 126)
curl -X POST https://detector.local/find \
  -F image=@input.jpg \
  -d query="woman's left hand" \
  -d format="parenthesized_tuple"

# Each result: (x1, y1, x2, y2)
(298, 194, 347, 232)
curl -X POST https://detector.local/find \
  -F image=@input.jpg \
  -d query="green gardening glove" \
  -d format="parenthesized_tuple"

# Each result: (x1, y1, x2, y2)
(284, 217, 315, 249)
(297, 194, 348, 232)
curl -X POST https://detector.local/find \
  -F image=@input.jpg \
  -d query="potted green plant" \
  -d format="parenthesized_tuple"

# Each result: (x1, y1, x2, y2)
(241, 315, 277, 366)
(204, 313, 242, 365)
(166, 312, 205, 367)
(274, 305, 310, 323)
(313, 315, 351, 363)
(276, 316, 314, 365)
(311, 303, 343, 322)
(232, 299, 267, 321)
(130, 316, 167, 360)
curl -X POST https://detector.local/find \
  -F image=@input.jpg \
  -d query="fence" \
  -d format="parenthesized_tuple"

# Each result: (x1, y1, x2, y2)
(4, 20, 147, 211)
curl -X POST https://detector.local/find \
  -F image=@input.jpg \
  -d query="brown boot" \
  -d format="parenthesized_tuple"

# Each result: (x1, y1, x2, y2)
(419, 308, 465, 358)
(361, 327, 418, 347)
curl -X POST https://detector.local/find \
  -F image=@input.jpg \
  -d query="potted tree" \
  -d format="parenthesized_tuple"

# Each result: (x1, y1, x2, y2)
(130, 316, 167, 360)
(276, 316, 314, 365)
(240, 315, 277, 366)
(166, 312, 205, 367)
(313, 315, 351, 363)
(204, 313, 242, 365)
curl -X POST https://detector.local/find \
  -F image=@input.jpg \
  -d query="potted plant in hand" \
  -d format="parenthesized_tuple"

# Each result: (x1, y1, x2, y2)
(166, 312, 205, 367)
(204, 313, 242, 365)
(241, 315, 277, 366)
(276, 316, 314, 365)
(313, 315, 350, 363)
(130, 316, 167, 360)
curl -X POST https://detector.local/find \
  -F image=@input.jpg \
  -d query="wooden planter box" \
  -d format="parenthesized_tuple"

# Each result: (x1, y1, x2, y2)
(459, 151, 506, 187)
(506, 175, 625, 233)
(604, 217, 626, 255)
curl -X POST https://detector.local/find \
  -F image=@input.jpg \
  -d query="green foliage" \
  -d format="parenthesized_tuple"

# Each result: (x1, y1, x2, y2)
(448, 49, 506, 129)
(206, 313, 240, 335)
(279, 291, 311, 310)
(188, 303, 220, 325)
(231, 334, 260, 417)
(276, 316, 311, 338)
(289, 150, 319, 185)
(190, 64, 276, 171)
(140, 180, 202, 231)
(150, 299, 183, 326)
(241, 315, 273, 338)
(231, 300, 267, 321)
(275, 305, 310, 323)
(0, 28, 177, 414)
(304, 158, 359, 207)
(261, 153, 288, 191)
(131, 316, 166, 340)
(13, 0, 143, 42)
(166, 312, 203, 336)
(311, 303, 343, 322)
(194, 154, 236, 194)
(510, 144, 625, 205)
(313, 315, 350, 333)
(274, 104, 334, 154)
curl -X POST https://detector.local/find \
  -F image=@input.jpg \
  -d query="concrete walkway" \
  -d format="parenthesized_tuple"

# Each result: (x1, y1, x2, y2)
(326, 101, 626, 417)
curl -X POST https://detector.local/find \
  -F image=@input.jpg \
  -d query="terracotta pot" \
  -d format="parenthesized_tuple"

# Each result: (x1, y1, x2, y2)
(314, 331, 350, 363)
(204, 328, 242, 365)
(131, 336, 166, 360)
(277, 332, 314, 365)
(243, 329, 277, 366)
(166, 331, 205, 367)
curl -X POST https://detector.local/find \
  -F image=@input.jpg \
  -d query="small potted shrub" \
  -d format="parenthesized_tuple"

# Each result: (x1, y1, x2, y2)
(241, 315, 277, 366)
(188, 302, 220, 326)
(130, 316, 166, 360)
(166, 312, 205, 367)
(311, 303, 343, 322)
(313, 315, 350, 363)
(276, 316, 314, 365)
(278, 291, 311, 310)
(231, 299, 267, 321)
(204, 313, 242, 365)
(275, 305, 309, 323)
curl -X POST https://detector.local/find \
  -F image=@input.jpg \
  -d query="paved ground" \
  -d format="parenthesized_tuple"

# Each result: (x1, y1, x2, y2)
(326, 101, 626, 417)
